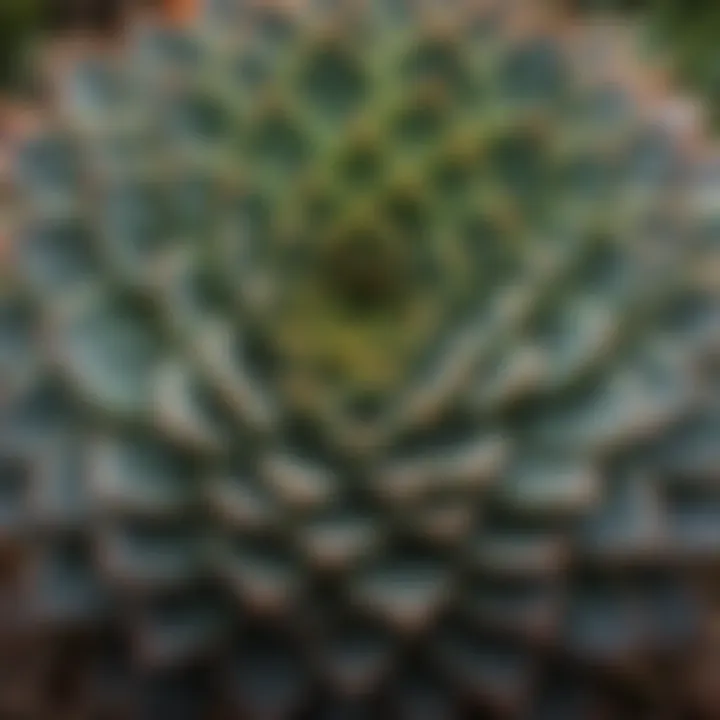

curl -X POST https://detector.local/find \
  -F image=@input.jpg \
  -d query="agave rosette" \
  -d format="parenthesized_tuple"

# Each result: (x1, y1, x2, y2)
(0, 0, 718, 716)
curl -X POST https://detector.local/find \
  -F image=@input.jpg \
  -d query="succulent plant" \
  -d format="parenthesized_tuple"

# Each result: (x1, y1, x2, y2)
(0, 0, 718, 717)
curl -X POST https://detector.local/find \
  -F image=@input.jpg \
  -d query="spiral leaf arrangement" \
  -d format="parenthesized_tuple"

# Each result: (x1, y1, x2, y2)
(0, 0, 718, 717)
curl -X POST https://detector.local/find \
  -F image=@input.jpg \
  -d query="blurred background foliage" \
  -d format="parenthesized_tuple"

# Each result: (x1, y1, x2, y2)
(0, 0, 155, 93)
(0, 1, 718, 126)
(576, 0, 720, 128)
(0, 0, 43, 92)
(651, 3, 720, 128)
